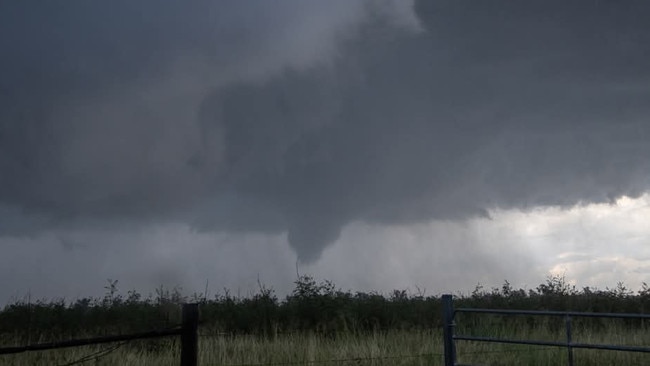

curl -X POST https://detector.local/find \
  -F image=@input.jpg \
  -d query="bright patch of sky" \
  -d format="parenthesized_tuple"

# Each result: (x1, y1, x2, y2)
(309, 193, 650, 295)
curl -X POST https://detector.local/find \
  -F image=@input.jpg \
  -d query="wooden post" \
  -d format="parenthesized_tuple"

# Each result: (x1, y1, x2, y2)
(181, 303, 199, 366)
(442, 294, 456, 366)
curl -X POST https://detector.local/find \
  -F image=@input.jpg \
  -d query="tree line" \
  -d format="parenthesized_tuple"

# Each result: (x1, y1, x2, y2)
(1, 275, 648, 343)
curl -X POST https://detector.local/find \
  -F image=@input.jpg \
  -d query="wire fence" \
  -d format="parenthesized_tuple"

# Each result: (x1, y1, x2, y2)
(0, 303, 199, 366)
(56, 341, 127, 366)
(0, 327, 182, 355)
(2, 325, 643, 366)
(201, 345, 561, 366)
(207, 353, 442, 366)
(3, 299, 648, 366)
(31, 338, 639, 366)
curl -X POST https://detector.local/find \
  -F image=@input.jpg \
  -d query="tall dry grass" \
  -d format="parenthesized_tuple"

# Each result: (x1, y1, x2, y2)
(1, 275, 648, 365)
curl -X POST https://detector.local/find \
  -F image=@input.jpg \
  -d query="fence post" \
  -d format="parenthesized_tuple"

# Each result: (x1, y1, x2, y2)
(565, 315, 574, 366)
(442, 294, 456, 366)
(181, 303, 199, 366)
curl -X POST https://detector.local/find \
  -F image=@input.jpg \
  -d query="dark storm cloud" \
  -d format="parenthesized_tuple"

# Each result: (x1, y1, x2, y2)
(0, 0, 371, 226)
(1, 1, 650, 262)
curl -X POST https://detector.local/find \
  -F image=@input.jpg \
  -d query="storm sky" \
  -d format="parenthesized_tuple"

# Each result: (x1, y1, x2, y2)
(1, 1, 649, 304)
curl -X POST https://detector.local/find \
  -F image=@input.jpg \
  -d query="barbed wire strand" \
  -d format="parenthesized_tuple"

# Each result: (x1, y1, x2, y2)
(210, 352, 443, 366)
(209, 345, 559, 366)
(55, 341, 127, 366)
(21, 328, 585, 366)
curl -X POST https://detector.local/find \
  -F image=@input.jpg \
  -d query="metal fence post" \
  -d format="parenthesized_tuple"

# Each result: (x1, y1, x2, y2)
(442, 294, 456, 366)
(565, 315, 574, 366)
(181, 303, 199, 366)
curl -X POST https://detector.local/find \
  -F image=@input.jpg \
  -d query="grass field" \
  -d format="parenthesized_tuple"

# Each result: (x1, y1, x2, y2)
(1, 275, 648, 365)
(1, 325, 648, 366)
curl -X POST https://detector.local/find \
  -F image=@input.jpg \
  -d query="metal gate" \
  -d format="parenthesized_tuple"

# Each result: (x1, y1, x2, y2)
(441, 294, 650, 366)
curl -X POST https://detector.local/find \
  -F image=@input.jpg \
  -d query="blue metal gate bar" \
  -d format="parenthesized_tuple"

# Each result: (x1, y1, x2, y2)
(453, 335, 650, 353)
(441, 294, 650, 366)
(455, 307, 650, 319)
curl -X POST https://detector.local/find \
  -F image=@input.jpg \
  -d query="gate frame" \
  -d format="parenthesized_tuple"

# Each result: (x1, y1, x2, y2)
(441, 294, 650, 366)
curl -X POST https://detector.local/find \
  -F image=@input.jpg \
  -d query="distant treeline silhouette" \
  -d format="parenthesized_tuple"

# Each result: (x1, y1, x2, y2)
(1, 275, 649, 343)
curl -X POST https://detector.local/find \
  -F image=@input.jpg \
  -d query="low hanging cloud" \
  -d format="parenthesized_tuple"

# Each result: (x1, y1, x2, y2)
(1, 0, 649, 263)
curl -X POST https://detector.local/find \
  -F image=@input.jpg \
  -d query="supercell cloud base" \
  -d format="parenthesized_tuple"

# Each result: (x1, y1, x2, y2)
(1, 194, 649, 304)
